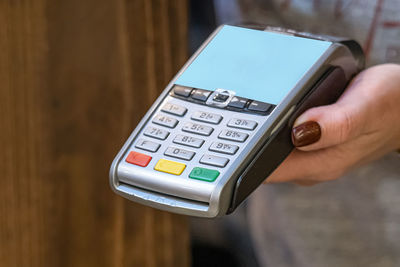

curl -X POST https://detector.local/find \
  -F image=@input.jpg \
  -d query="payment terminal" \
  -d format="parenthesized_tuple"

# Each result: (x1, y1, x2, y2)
(109, 25, 364, 217)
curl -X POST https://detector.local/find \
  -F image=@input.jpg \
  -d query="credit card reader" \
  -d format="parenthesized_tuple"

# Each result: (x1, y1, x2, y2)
(109, 25, 364, 217)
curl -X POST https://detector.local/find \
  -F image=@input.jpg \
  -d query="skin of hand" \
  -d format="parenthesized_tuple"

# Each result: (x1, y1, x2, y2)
(266, 63, 400, 186)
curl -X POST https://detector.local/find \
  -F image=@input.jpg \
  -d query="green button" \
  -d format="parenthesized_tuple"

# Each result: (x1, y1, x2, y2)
(189, 167, 220, 182)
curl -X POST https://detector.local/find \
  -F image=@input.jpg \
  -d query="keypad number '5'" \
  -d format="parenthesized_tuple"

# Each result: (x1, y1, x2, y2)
(182, 122, 214, 136)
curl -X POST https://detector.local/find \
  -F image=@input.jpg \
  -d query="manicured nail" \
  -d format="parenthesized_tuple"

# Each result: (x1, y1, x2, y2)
(292, 121, 321, 147)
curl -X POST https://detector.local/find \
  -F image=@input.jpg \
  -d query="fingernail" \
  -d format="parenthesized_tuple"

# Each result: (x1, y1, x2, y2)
(292, 121, 321, 147)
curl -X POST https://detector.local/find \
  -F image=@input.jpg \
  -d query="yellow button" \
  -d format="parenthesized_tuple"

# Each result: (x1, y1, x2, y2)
(154, 159, 186, 175)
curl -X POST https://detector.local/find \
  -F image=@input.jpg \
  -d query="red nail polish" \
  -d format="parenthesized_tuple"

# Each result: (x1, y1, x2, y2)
(292, 121, 321, 147)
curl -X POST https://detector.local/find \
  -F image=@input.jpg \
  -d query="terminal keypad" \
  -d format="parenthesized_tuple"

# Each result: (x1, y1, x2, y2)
(126, 96, 260, 183)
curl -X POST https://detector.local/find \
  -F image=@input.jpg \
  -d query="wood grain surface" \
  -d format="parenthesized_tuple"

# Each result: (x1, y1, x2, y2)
(0, 0, 189, 266)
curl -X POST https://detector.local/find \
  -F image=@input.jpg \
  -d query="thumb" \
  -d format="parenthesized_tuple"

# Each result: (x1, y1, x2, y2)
(291, 99, 368, 151)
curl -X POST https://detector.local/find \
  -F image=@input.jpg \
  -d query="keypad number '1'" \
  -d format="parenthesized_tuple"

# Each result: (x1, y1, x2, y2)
(161, 102, 187, 116)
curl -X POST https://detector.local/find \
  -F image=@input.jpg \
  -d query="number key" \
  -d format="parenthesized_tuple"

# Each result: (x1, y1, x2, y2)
(182, 122, 214, 136)
(227, 118, 257, 130)
(173, 134, 204, 148)
(209, 142, 239, 155)
(153, 114, 178, 128)
(218, 129, 248, 142)
(191, 111, 222, 124)
(164, 146, 195, 161)
(143, 126, 169, 140)
(161, 102, 187, 116)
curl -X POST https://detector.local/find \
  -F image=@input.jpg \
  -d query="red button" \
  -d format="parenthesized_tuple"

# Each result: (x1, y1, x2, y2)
(125, 151, 152, 167)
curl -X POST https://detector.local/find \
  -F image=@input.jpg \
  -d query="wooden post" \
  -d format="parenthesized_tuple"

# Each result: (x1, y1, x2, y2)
(0, 0, 190, 266)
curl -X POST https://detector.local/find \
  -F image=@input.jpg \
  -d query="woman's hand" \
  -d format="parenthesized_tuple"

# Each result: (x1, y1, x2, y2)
(266, 64, 400, 186)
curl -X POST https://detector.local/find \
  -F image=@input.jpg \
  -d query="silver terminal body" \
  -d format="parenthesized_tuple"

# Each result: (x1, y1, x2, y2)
(110, 24, 362, 217)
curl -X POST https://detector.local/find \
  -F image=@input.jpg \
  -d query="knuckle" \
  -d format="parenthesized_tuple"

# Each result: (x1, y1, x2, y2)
(336, 109, 354, 143)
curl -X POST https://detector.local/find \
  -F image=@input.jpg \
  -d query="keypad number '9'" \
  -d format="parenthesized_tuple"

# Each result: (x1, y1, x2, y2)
(209, 142, 239, 155)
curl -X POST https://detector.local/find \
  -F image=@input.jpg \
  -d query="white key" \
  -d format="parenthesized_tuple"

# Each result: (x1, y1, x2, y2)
(200, 154, 229, 167)
(173, 134, 204, 148)
(161, 102, 187, 116)
(143, 126, 169, 140)
(164, 147, 195, 161)
(209, 142, 239, 155)
(135, 139, 160, 152)
(191, 111, 222, 124)
(153, 114, 178, 128)
(218, 129, 248, 142)
(182, 122, 213, 136)
(227, 118, 257, 130)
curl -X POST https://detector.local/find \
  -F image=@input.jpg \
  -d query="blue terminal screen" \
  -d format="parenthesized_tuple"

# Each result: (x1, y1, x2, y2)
(175, 25, 331, 105)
